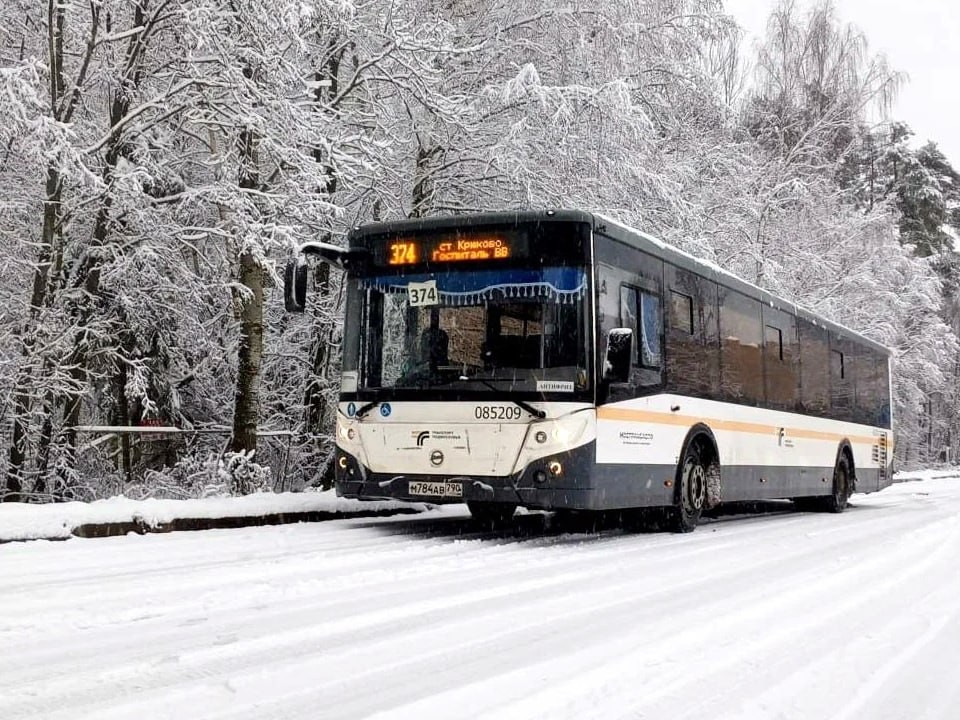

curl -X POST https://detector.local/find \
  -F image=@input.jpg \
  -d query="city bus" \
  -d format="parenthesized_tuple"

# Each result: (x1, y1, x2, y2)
(285, 210, 893, 532)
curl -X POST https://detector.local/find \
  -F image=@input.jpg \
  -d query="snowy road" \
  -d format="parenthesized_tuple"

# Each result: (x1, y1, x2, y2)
(2, 476, 960, 720)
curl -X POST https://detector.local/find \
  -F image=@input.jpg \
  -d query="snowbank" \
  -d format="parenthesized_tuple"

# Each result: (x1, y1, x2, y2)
(0, 491, 428, 542)
(3, 470, 957, 543)
(893, 468, 960, 483)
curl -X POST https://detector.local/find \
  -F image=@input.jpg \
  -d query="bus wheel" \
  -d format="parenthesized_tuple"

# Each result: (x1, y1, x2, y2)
(668, 443, 707, 533)
(820, 453, 851, 513)
(467, 501, 517, 526)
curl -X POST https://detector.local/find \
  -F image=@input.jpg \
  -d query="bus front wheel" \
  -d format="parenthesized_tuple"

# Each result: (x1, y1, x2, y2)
(668, 443, 707, 533)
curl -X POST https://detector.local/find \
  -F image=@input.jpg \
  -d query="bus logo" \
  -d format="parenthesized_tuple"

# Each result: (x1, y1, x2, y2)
(416, 431, 430, 446)
(430, 450, 444, 466)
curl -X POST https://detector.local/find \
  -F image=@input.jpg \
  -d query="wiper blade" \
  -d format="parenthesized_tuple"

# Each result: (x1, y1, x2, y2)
(354, 400, 381, 419)
(456, 376, 546, 419)
(509, 396, 546, 419)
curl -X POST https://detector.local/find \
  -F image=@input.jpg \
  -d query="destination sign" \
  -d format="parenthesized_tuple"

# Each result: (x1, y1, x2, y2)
(385, 231, 523, 266)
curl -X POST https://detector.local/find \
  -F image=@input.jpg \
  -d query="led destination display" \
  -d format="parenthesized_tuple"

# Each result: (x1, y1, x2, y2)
(384, 231, 525, 266)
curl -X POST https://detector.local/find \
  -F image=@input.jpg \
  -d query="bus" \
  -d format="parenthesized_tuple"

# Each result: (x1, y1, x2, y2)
(285, 210, 893, 532)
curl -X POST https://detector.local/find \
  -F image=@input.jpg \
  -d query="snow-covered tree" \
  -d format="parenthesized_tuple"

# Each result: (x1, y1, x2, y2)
(2, 0, 957, 499)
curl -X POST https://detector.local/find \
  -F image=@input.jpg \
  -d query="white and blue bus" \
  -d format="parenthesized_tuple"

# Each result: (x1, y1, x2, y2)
(286, 210, 893, 532)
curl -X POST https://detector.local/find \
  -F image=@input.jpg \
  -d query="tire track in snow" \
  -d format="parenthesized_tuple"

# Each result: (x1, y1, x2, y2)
(1, 481, 958, 720)
(13, 512, 924, 706)
(285, 506, 960, 720)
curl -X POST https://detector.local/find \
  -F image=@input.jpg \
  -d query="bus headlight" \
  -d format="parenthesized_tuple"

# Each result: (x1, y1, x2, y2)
(528, 417, 587, 450)
(338, 422, 359, 445)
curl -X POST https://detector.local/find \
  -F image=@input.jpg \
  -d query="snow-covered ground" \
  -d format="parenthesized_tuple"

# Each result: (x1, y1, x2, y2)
(0, 490, 423, 542)
(2, 472, 960, 719)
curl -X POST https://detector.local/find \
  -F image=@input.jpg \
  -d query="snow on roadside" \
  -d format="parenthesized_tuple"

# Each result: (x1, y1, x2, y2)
(0, 491, 428, 543)
(2, 469, 957, 543)
(893, 468, 960, 482)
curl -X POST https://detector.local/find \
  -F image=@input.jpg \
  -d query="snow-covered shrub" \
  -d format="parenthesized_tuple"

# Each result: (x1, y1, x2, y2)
(219, 450, 273, 496)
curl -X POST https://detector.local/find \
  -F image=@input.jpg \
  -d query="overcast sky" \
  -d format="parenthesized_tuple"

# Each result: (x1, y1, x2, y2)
(724, 0, 960, 167)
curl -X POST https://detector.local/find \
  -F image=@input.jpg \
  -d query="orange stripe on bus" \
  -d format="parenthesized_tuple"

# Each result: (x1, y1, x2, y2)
(596, 407, 887, 447)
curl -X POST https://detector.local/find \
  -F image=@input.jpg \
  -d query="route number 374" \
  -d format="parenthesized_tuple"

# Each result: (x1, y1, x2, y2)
(408, 280, 439, 307)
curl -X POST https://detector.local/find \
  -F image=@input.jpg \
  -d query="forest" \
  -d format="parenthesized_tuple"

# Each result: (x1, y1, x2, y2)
(1, 0, 958, 502)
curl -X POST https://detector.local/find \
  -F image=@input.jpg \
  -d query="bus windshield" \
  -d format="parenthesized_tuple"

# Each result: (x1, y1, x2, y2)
(344, 266, 590, 395)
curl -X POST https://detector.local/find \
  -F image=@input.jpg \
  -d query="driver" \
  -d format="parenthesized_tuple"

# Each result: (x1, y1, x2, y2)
(397, 326, 449, 385)
(420, 326, 449, 367)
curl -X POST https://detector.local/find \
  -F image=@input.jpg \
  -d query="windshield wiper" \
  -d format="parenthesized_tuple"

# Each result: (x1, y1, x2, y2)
(354, 400, 381, 419)
(354, 378, 547, 421)
(456, 376, 546, 419)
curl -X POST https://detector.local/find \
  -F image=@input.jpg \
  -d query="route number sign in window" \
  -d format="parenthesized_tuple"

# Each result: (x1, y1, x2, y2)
(408, 280, 439, 307)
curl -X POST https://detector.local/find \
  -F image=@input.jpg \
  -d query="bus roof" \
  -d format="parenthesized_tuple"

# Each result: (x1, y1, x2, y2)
(347, 209, 892, 357)
(346, 209, 595, 239)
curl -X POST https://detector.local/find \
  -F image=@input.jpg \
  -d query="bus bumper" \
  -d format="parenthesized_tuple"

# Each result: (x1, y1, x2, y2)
(334, 442, 675, 511)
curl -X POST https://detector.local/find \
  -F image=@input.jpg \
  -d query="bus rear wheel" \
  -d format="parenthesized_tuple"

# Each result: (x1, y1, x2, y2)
(795, 453, 851, 513)
(820, 453, 851, 513)
(667, 443, 707, 533)
(467, 501, 517, 526)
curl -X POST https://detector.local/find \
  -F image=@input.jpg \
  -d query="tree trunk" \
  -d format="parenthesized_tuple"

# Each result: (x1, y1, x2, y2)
(4, 0, 74, 499)
(304, 262, 331, 433)
(4, 165, 63, 501)
(230, 250, 264, 454)
(34, 379, 58, 498)
(302, 43, 344, 439)
(411, 143, 440, 218)
(116, 356, 133, 483)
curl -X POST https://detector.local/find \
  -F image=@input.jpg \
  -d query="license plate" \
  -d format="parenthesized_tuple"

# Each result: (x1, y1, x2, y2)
(408, 481, 462, 498)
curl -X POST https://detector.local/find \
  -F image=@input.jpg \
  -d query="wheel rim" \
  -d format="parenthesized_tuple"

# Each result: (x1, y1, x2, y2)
(682, 458, 706, 514)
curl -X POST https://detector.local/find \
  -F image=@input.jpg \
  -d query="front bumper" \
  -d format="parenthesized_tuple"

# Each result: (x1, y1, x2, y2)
(335, 442, 599, 510)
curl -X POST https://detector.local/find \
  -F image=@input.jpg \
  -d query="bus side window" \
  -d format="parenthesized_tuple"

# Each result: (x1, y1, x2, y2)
(829, 337, 855, 421)
(619, 285, 639, 365)
(761, 305, 800, 411)
(664, 264, 720, 401)
(620, 285, 661, 369)
(798, 317, 830, 414)
(639, 291, 662, 368)
(670, 291, 694, 334)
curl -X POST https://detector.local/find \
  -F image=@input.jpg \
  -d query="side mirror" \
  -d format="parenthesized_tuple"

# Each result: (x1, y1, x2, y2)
(283, 242, 369, 313)
(603, 328, 633, 383)
(284, 258, 308, 312)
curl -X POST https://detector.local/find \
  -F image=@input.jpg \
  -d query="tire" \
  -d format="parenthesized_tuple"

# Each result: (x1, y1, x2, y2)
(795, 453, 851, 513)
(820, 453, 851, 513)
(667, 442, 707, 533)
(467, 501, 517, 526)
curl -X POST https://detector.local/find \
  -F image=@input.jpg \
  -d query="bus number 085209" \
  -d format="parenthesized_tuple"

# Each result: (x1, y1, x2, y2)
(475, 406, 523, 420)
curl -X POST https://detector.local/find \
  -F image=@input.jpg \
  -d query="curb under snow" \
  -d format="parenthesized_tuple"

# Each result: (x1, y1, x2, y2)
(0, 491, 430, 543)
